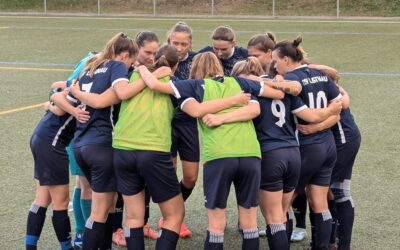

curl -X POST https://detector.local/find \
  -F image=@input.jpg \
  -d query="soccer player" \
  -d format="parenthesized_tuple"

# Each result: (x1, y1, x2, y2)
(229, 57, 341, 250)
(25, 83, 90, 249)
(297, 84, 360, 250)
(199, 25, 248, 76)
(62, 32, 138, 249)
(272, 36, 343, 250)
(165, 21, 198, 238)
(137, 51, 288, 250)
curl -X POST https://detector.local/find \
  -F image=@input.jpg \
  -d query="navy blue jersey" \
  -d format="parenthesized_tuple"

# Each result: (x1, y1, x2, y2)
(198, 46, 248, 76)
(331, 108, 360, 145)
(68, 60, 129, 148)
(33, 111, 75, 148)
(254, 94, 307, 152)
(284, 65, 342, 145)
(170, 76, 263, 104)
(174, 51, 197, 80)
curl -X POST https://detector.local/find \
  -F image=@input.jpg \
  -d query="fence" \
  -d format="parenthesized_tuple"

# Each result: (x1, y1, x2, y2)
(1, 0, 400, 18)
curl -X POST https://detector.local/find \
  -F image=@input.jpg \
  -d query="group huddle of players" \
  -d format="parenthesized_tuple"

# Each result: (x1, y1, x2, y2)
(25, 22, 360, 250)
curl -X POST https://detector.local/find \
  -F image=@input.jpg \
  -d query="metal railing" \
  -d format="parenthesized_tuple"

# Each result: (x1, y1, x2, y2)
(2, 0, 399, 18)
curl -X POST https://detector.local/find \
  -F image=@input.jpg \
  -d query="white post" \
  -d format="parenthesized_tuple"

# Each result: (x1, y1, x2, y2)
(153, 0, 156, 16)
(272, 0, 275, 17)
(98, 0, 100, 16)
(336, 0, 340, 18)
(44, 0, 47, 14)
(211, 0, 214, 16)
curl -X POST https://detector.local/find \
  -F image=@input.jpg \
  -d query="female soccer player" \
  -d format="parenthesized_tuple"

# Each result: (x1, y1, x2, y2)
(165, 21, 198, 238)
(229, 57, 341, 250)
(272, 36, 343, 250)
(199, 25, 248, 76)
(25, 83, 90, 249)
(137, 51, 289, 250)
(297, 84, 360, 250)
(64, 32, 138, 249)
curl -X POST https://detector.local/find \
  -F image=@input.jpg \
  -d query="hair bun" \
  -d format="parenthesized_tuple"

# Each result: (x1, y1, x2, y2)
(293, 35, 302, 47)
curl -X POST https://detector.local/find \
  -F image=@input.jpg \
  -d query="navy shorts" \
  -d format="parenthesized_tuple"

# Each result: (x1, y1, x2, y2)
(260, 147, 301, 193)
(203, 157, 261, 209)
(331, 135, 361, 183)
(114, 149, 181, 203)
(171, 122, 200, 162)
(296, 136, 337, 194)
(30, 134, 69, 186)
(74, 145, 116, 193)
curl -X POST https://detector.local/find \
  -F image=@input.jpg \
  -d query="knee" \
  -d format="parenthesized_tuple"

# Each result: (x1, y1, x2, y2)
(183, 175, 197, 188)
(331, 180, 353, 205)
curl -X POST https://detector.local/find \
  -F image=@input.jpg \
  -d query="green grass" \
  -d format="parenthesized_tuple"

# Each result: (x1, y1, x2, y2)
(0, 16, 400, 249)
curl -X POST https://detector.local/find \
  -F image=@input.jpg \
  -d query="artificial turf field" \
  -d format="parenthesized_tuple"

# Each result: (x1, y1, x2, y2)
(0, 15, 399, 249)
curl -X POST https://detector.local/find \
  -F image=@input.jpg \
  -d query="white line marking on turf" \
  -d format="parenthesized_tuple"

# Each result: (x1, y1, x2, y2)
(4, 26, 400, 36)
(0, 66, 73, 72)
(1, 15, 400, 24)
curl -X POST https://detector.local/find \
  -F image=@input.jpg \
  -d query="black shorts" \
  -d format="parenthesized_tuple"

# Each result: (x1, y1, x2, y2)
(260, 147, 301, 193)
(30, 134, 69, 186)
(74, 145, 116, 193)
(296, 136, 337, 194)
(203, 157, 261, 209)
(171, 122, 200, 162)
(114, 149, 181, 203)
(331, 135, 361, 183)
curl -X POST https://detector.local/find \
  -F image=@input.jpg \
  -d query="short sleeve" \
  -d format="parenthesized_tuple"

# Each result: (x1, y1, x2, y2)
(110, 62, 129, 87)
(235, 77, 263, 97)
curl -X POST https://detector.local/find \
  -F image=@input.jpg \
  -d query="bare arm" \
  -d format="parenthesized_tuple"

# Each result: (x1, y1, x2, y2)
(202, 102, 261, 127)
(309, 64, 340, 83)
(50, 92, 90, 123)
(338, 84, 350, 109)
(137, 65, 174, 94)
(263, 79, 302, 96)
(295, 100, 342, 123)
(50, 81, 67, 90)
(181, 91, 251, 118)
(70, 83, 120, 109)
(297, 115, 340, 135)
(113, 67, 172, 100)
(239, 74, 285, 99)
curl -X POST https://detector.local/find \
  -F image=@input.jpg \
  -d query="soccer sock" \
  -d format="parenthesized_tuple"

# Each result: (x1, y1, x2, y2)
(124, 227, 145, 250)
(113, 193, 124, 232)
(72, 187, 85, 235)
(242, 228, 259, 250)
(328, 200, 338, 245)
(82, 219, 105, 250)
(144, 188, 150, 225)
(309, 208, 316, 247)
(101, 213, 114, 249)
(80, 199, 92, 222)
(52, 210, 73, 250)
(266, 224, 289, 250)
(336, 200, 354, 250)
(155, 228, 179, 250)
(204, 230, 224, 250)
(286, 210, 294, 242)
(180, 181, 194, 202)
(313, 210, 332, 249)
(293, 193, 307, 229)
(26, 204, 47, 250)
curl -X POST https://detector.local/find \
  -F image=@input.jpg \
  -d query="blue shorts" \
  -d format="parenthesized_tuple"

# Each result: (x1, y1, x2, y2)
(203, 157, 261, 209)
(74, 145, 116, 193)
(171, 122, 200, 162)
(296, 135, 337, 194)
(67, 140, 84, 176)
(260, 147, 301, 193)
(30, 134, 69, 186)
(332, 135, 361, 183)
(113, 149, 181, 203)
